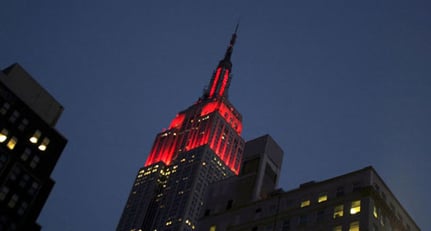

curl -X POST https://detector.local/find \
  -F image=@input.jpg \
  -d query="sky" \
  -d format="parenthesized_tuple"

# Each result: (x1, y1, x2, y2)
(1, 0, 430, 230)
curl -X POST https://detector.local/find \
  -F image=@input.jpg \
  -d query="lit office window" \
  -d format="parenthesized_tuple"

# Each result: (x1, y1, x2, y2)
(7, 137, 17, 150)
(318, 194, 328, 203)
(29, 130, 41, 143)
(301, 200, 310, 207)
(349, 221, 359, 231)
(333, 204, 344, 218)
(0, 129, 8, 142)
(38, 137, 50, 151)
(209, 225, 216, 231)
(333, 225, 342, 231)
(350, 200, 361, 215)
(373, 205, 379, 218)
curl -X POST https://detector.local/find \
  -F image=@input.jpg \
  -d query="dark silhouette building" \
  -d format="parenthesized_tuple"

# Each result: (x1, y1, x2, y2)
(0, 64, 67, 230)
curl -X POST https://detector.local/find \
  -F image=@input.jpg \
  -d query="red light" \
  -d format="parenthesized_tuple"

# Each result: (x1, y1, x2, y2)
(209, 68, 222, 98)
(218, 69, 229, 96)
(169, 113, 185, 129)
(145, 100, 243, 175)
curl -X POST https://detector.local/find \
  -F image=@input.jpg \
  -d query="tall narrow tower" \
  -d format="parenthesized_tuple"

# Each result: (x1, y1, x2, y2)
(117, 28, 245, 231)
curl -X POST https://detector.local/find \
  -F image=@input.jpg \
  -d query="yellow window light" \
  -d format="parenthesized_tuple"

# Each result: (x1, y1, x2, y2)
(350, 200, 361, 215)
(300, 200, 310, 208)
(333, 205, 344, 218)
(373, 205, 379, 218)
(30, 130, 41, 144)
(0, 129, 8, 143)
(7, 137, 17, 150)
(38, 137, 50, 151)
(318, 194, 328, 203)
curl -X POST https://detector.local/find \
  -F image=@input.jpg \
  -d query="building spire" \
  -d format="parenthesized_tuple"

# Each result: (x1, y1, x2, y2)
(205, 25, 239, 99)
(219, 23, 239, 69)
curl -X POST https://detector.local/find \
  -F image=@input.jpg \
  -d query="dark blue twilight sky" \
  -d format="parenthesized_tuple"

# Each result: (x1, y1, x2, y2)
(1, 1, 430, 230)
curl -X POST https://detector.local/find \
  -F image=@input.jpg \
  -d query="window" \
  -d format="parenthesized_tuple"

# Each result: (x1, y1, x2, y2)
(17, 202, 28, 216)
(333, 205, 344, 218)
(0, 102, 10, 115)
(29, 130, 41, 144)
(0, 186, 9, 201)
(316, 210, 325, 222)
(7, 137, 17, 150)
(353, 182, 362, 191)
(350, 200, 361, 215)
(333, 225, 342, 231)
(38, 137, 50, 151)
(8, 194, 19, 208)
(373, 205, 379, 218)
(318, 194, 328, 203)
(30, 156, 40, 168)
(336, 186, 344, 197)
(0, 154, 7, 170)
(299, 215, 308, 225)
(21, 148, 31, 161)
(0, 129, 8, 142)
(209, 225, 216, 231)
(300, 200, 310, 207)
(282, 220, 290, 231)
(9, 111, 20, 123)
(226, 200, 233, 210)
(18, 118, 28, 131)
(349, 221, 359, 231)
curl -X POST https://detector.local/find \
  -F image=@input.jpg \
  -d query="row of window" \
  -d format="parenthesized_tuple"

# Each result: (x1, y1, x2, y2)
(300, 195, 361, 218)
(333, 221, 359, 231)
(333, 200, 361, 218)
(208, 220, 360, 231)
(300, 194, 328, 207)
(0, 128, 50, 152)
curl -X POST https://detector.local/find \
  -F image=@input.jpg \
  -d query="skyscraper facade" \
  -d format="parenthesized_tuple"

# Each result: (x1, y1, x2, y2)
(0, 64, 67, 230)
(117, 29, 420, 231)
(117, 29, 245, 231)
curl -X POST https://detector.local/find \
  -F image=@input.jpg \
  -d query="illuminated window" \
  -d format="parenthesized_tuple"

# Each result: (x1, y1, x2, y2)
(350, 200, 361, 215)
(209, 225, 216, 231)
(38, 137, 50, 151)
(349, 221, 359, 231)
(318, 194, 328, 203)
(333, 225, 342, 231)
(7, 137, 17, 150)
(373, 205, 379, 218)
(333, 205, 344, 218)
(29, 130, 41, 144)
(0, 129, 8, 142)
(301, 200, 310, 207)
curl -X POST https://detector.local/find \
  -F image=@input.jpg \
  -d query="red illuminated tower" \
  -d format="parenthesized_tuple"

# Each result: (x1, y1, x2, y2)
(117, 27, 245, 231)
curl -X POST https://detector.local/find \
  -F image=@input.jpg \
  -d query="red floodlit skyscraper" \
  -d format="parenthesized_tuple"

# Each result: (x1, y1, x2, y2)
(117, 27, 245, 231)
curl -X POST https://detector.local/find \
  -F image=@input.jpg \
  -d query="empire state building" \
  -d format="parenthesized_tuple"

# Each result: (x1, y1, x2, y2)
(117, 27, 245, 231)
